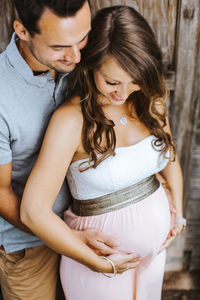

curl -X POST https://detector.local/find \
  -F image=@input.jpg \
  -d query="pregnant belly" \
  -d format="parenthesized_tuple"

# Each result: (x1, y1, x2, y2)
(64, 185, 171, 260)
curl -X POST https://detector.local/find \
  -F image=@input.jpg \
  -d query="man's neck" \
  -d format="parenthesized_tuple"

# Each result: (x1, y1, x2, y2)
(18, 39, 56, 79)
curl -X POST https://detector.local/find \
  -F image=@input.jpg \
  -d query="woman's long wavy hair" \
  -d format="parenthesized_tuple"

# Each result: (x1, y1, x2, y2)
(69, 5, 175, 170)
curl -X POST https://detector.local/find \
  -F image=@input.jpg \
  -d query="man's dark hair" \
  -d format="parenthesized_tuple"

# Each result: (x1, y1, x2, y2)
(13, 0, 88, 36)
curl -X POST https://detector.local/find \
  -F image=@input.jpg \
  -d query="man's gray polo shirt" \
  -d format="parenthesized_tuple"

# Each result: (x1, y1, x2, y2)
(0, 34, 70, 253)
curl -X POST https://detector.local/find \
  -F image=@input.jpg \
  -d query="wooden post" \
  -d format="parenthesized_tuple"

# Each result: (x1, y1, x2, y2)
(167, 0, 200, 271)
(0, 0, 17, 53)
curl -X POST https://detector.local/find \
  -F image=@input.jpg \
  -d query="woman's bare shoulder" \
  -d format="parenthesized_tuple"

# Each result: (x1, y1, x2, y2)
(51, 95, 83, 129)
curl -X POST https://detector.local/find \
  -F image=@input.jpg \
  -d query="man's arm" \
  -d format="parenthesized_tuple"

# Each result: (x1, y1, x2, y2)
(0, 162, 121, 253)
(0, 162, 32, 233)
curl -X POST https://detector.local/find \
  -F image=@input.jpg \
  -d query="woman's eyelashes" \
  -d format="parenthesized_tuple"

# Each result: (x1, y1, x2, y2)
(105, 80, 138, 86)
(105, 81, 119, 86)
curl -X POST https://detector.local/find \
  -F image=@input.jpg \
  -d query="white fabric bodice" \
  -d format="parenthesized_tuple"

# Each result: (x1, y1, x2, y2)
(67, 135, 169, 200)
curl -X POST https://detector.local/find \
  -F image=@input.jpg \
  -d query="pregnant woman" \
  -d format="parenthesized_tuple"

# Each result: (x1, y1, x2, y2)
(21, 6, 184, 300)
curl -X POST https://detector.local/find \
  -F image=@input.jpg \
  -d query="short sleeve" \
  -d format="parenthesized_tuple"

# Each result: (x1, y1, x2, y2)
(0, 103, 12, 164)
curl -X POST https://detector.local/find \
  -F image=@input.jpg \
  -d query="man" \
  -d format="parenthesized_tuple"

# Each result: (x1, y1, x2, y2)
(0, 1, 120, 299)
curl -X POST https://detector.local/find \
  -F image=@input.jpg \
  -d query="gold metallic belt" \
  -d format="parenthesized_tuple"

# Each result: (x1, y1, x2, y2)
(72, 175, 160, 216)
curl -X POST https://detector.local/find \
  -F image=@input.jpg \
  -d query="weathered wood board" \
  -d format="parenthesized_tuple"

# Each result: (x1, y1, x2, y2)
(0, 0, 16, 53)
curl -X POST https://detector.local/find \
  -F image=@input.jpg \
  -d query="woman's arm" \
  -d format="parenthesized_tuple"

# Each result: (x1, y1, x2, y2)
(160, 116, 183, 218)
(160, 154, 183, 218)
(158, 116, 185, 253)
(21, 102, 139, 274)
(158, 154, 184, 253)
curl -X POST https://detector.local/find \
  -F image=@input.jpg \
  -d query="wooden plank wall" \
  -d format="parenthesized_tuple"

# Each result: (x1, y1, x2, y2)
(170, 0, 200, 271)
(185, 98, 200, 270)
(0, 0, 16, 53)
(91, 0, 178, 67)
(180, 0, 200, 270)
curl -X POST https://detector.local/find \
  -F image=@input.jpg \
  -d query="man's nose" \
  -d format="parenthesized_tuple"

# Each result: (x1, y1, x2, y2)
(64, 45, 81, 64)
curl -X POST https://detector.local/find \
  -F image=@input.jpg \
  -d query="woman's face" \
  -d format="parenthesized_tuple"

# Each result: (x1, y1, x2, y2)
(93, 56, 141, 106)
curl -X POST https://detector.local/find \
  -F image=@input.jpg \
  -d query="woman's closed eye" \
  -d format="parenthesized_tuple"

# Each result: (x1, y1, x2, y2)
(105, 81, 119, 86)
(105, 80, 138, 86)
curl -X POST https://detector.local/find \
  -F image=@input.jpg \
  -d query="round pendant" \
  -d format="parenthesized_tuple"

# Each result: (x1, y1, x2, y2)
(120, 116, 128, 125)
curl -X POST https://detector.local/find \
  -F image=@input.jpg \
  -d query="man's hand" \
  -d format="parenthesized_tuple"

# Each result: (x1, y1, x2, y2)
(73, 228, 121, 255)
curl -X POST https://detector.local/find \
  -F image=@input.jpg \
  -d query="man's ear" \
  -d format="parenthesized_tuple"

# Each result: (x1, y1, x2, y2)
(13, 20, 30, 41)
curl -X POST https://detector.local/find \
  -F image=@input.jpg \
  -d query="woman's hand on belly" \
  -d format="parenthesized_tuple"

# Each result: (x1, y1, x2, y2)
(106, 253, 141, 274)
(158, 223, 185, 254)
(157, 178, 184, 254)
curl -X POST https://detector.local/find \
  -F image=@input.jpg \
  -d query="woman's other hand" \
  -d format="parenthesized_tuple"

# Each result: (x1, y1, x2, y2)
(104, 253, 141, 275)
(158, 222, 185, 254)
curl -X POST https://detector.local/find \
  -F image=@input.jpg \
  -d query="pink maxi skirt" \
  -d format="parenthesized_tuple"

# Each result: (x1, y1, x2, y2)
(60, 185, 171, 300)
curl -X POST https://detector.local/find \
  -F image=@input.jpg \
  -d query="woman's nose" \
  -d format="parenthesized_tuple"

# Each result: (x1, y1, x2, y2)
(116, 86, 131, 100)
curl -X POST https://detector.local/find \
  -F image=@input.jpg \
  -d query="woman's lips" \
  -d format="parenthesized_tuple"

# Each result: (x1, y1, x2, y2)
(110, 93, 124, 101)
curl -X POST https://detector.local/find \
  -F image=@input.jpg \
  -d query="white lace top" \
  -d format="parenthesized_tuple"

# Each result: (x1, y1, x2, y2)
(67, 135, 169, 200)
